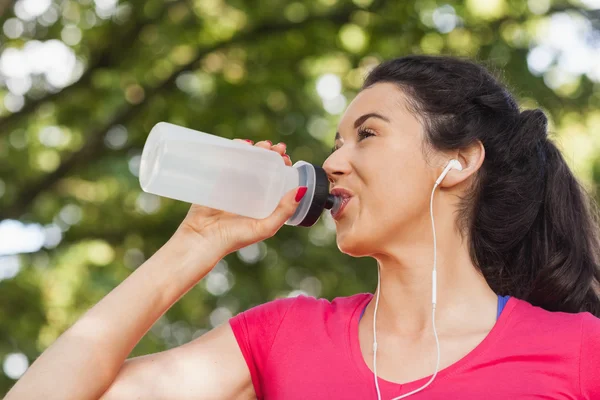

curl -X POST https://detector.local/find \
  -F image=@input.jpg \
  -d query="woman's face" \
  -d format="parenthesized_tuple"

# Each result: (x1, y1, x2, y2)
(323, 82, 440, 257)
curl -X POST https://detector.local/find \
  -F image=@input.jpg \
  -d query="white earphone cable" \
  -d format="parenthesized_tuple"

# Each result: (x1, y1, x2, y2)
(373, 180, 443, 400)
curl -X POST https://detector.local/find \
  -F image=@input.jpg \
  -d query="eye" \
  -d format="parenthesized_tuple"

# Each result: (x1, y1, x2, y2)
(357, 126, 375, 141)
(330, 127, 375, 154)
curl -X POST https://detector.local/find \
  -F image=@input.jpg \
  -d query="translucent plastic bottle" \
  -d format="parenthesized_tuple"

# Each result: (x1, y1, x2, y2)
(139, 122, 342, 227)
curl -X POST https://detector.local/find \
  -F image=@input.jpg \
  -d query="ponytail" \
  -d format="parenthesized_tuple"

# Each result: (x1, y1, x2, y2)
(473, 109, 600, 316)
(526, 134, 600, 314)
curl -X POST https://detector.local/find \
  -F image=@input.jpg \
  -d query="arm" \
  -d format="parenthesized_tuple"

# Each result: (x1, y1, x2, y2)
(100, 321, 255, 400)
(5, 230, 253, 400)
(6, 140, 300, 400)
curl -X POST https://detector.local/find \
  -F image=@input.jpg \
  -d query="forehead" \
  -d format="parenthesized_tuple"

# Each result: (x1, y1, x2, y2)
(337, 82, 411, 131)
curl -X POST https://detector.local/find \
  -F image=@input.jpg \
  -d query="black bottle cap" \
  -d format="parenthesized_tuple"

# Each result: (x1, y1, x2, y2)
(299, 165, 331, 227)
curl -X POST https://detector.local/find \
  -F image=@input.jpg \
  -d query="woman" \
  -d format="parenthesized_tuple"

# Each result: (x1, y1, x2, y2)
(7, 55, 600, 400)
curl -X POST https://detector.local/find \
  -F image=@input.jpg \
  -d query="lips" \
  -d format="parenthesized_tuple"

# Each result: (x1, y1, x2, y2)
(329, 188, 354, 219)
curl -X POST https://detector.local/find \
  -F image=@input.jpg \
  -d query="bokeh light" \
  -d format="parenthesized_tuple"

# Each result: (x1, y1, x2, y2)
(0, 220, 45, 256)
(316, 74, 342, 100)
(3, 353, 29, 380)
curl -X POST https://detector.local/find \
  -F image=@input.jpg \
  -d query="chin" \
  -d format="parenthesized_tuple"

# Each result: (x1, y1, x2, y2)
(335, 230, 375, 257)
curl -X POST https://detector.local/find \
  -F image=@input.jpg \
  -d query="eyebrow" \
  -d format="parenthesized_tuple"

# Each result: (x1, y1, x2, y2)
(334, 112, 390, 141)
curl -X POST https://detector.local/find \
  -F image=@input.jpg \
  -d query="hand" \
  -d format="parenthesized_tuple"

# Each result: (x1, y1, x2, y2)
(176, 140, 305, 257)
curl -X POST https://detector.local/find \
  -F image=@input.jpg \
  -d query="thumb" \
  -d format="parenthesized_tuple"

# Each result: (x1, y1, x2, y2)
(254, 186, 308, 237)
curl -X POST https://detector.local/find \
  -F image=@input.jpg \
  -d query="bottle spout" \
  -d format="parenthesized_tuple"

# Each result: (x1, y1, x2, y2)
(325, 194, 342, 214)
(325, 194, 335, 209)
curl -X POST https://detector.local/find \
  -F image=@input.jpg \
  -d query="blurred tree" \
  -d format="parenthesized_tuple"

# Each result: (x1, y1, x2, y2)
(0, 0, 599, 394)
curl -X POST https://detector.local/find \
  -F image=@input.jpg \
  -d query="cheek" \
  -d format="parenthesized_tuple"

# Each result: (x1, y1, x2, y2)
(337, 146, 430, 252)
(358, 159, 430, 236)
(360, 158, 412, 214)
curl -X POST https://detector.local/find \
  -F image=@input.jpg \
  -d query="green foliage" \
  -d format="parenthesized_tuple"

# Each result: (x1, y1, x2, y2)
(0, 0, 598, 394)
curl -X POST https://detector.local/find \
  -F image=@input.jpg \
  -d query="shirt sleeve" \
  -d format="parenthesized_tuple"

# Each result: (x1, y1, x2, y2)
(580, 311, 600, 399)
(228, 295, 298, 399)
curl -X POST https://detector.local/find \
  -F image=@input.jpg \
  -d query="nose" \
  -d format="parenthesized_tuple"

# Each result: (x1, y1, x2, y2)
(323, 150, 351, 186)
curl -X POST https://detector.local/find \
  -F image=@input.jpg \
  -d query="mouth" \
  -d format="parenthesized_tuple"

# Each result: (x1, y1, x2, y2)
(329, 188, 354, 220)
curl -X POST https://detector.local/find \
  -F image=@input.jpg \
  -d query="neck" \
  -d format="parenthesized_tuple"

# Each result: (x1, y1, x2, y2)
(365, 199, 497, 336)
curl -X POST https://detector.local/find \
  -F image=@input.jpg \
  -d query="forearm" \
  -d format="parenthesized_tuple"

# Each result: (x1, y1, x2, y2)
(5, 230, 221, 400)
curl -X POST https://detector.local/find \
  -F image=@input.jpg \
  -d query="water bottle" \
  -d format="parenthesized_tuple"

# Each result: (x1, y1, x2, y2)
(139, 122, 342, 227)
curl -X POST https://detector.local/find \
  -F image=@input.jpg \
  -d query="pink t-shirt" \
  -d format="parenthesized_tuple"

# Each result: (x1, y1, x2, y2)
(229, 293, 600, 399)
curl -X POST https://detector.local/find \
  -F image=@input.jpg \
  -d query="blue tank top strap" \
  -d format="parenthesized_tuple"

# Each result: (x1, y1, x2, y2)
(358, 294, 511, 321)
(359, 302, 367, 320)
(497, 294, 510, 319)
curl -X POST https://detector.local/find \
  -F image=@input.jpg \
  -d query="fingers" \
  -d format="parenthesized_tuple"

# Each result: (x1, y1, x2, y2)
(266, 142, 291, 165)
(271, 142, 287, 155)
(232, 138, 253, 145)
(254, 140, 270, 148)
(282, 154, 292, 166)
(235, 138, 292, 165)
(254, 186, 307, 238)
(256, 140, 286, 153)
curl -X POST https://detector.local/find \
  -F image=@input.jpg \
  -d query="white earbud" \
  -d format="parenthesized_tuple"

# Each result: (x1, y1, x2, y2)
(435, 159, 462, 185)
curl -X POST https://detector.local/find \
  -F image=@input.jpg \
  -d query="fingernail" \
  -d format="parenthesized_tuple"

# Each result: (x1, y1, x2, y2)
(283, 154, 290, 160)
(295, 186, 308, 202)
(244, 139, 254, 144)
(279, 142, 286, 147)
(266, 140, 272, 146)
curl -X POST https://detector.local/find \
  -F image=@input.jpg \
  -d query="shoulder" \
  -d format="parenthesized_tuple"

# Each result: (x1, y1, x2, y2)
(292, 292, 370, 312)
(499, 298, 596, 357)
(579, 309, 600, 334)
(230, 292, 370, 327)
(579, 311, 600, 366)
(507, 297, 595, 334)
(506, 299, 600, 374)
(227, 292, 369, 360)
(500, 298, 600, 396)
(257, 292, 370, 324)
(578, 311, 600, 398)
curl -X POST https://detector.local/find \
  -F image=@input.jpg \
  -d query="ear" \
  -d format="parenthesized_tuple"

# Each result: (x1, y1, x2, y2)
(437, 140, 485, 188)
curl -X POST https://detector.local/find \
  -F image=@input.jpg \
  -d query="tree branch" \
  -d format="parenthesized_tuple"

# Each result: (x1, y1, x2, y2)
(0, 3, 380, 221)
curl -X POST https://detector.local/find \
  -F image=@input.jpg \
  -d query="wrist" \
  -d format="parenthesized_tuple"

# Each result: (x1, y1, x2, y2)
(136, 228, 224, 295)
(170, 225, 227, 266)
